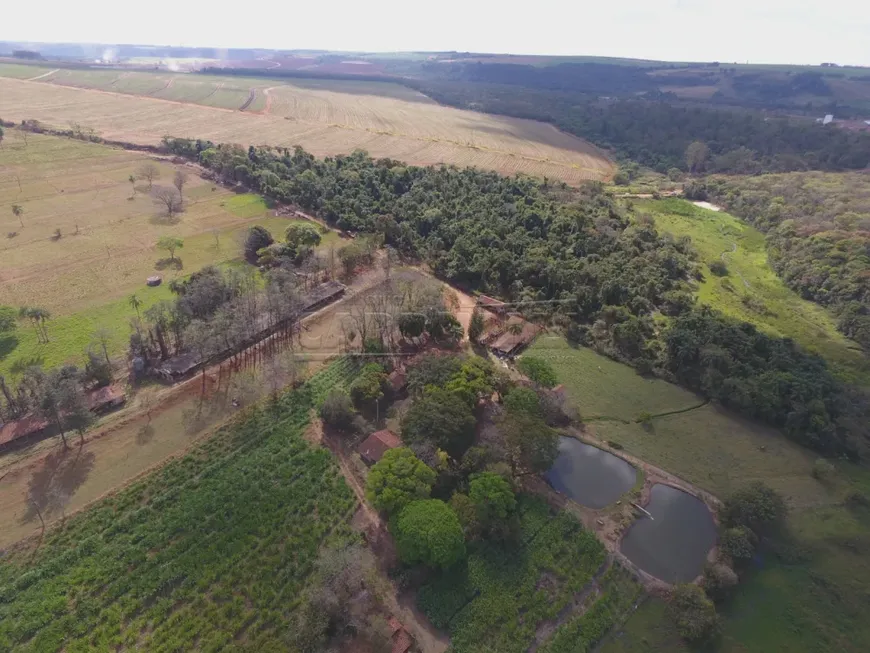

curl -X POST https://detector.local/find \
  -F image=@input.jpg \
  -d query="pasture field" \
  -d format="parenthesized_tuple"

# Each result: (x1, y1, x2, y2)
(0, 358, 361, 651)
(635, 198, 870, 385)
(418, 496, 639, 653)
(0, 131, 327, 378)
(539, 334, 870, 653)
(525, 336, 701, 420)
(0, 67, 614, 185)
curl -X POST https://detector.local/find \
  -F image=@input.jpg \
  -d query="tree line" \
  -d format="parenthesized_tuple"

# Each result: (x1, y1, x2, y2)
(406, 81, 870, 174)
(161, 137, 869, 458)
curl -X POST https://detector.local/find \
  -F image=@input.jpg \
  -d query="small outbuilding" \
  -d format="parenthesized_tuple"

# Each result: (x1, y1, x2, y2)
(358, 429, 401, 465)
(477, 294, 507, 315)
(489, 316, 541, 358)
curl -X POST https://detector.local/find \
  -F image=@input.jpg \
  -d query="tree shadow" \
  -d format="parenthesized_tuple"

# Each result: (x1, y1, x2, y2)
(154, 257, 183, 271)
(21, 443, 96, 524)
(136, 422, 156, 445)
(10, 356, 44, 375)
(0, 335, 19, 360)
(149, 214, 181, 226)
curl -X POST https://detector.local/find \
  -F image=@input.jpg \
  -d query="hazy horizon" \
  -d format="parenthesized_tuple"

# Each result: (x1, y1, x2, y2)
(2, 0, 868, 67)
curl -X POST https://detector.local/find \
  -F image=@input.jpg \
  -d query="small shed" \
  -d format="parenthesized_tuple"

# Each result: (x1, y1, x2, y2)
(87, 385, 127, 412)
(823, 114, 834, 125)
(358, 429, 401, 465)
(0, 414, 50, 452)
(388, 617, 413, 653)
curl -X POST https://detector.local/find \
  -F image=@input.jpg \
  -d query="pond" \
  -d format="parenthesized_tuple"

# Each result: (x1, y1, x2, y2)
(546, 437, 637, 509)
(620, 484, 718, 583)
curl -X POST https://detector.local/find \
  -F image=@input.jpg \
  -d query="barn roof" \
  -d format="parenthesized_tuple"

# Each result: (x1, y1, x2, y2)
(87, 385, 127, 411)
(0, 414, 50, 448)
(357, 429, 401, 464)
(490, 317, 541, 355)
(477, 294, 506, 309)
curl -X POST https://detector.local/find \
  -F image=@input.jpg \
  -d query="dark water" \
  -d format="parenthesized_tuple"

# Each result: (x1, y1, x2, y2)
(546, 437, 637, 509)
(620, 484, 718, 583)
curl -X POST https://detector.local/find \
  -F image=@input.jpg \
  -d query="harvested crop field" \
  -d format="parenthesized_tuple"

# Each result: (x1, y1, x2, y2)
(0, 71, 614, 185)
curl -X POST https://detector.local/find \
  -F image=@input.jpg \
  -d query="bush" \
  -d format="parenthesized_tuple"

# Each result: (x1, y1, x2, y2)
(668, 584, 720, 645)
(394, 499, 466, 569)
(517, 356, 558, 388)
(721, 482, 787, 534)
(719, 526, 757, 562)
(703, 562, 738, 602)
(319, 390, 356, 431)
(709, 260, 729, 276)
(502, 386, 542, 417)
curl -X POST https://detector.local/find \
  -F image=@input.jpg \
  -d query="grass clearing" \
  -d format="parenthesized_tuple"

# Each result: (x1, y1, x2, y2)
(635, 198, 870, 385)
(526, 336, 701, 419)
(0, 71, 614, 185)
(0, 132, 330, 378)
(0, 359, 361, 650)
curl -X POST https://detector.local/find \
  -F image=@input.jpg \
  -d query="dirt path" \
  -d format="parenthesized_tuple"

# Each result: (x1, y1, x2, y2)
(239, 89, 256, 111)
(260, 86, 277, 114)
(27, 69, 59, 82)
(720, 241, 751, 288)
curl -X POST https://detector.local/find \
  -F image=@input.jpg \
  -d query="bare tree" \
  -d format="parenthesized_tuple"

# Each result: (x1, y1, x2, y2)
(92, 327, 113, 365)
(173, 170, 190, 202)
(153, 187, 182, 219)
(137, 163, 159, 190)
(11, 204, 23, 228)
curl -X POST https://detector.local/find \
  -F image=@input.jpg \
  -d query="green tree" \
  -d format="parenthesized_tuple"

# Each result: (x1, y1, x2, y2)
(156, 236, 184, 262)
(499, 412, 559, 476)
(394, 499, 466, 569)
(685, 141, 710, 174)
(365, 447, 436, 515)
(703, 562, 738, 603)
(285, 223, 322, 248)
(401, 388, 477, 455)
(0, 306, 17, 334)
(721, 482, 786, 534)
(128, 294, 142, 320)
(502, 386, 542, 417)
(320, 389, 356, 431)
(19, 306, 51, 343)
(719, 526, 757, 562)
(244, 225, 274, 261)
(668, 584, 720, 645)
(517, 356, 558, 388)
(468, 307, 485, 343)
(469, 472, 516, 533)
(349, 363, 387, 407)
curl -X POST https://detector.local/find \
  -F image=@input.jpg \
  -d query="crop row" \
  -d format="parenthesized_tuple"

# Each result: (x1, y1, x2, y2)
(0, 358, 362, 651)
(537, 563, 643, 653)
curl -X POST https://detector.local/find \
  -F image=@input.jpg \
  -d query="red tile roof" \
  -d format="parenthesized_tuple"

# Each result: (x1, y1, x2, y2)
(477, 294, 506, 309)
(357, 429, 402, 464)
(0, 414, 50, 448)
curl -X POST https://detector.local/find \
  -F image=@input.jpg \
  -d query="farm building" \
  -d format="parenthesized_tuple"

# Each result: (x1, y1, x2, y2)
(0, 414, 50, 452)
(489, 316, 542, 358)
(300, 280, 346, 314)
(387, 617, 413, 653)
(477, 294, 507, 314)
(86, 385, 127, 413)
(357, 429, 401, 465)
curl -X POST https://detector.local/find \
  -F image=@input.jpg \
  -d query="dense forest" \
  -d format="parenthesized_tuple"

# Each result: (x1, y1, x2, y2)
(686, 173, 870, 351)
(162, 137, 870, 458)
(408, 81, 870, 174)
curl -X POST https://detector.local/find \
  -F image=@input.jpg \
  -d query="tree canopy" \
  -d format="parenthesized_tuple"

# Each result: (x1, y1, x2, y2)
(365, 447, 436, 515)
(394, 499, 466, 569)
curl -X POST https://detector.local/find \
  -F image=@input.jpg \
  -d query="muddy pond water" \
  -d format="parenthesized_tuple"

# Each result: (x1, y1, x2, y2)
(620, 483, 718, 583)
(546, 437, 637, 509)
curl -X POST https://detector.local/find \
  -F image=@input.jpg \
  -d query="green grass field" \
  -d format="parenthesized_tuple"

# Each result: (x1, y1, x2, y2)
(0, 358, 361, 651)
(635, 198, 870, 385)
(525, 336, 701, 419)
(535, 334, 870, 653)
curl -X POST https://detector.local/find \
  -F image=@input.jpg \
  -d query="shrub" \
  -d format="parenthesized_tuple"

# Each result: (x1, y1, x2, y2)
(517, 356, 558, 388)
(319, 390, 356, 431)
(349, 363, 387, 407)
(721, 482, 786, 534)
(244, 225, 273, 261)
(720, 526, 757, 562)
(394, 499, 466, 569)
(811, 458, 836, 481)
(709, 260, 729, 276)
(703, 562, 738, 602)
(502, 386, 542, 417)
(668, 584, 720, 645)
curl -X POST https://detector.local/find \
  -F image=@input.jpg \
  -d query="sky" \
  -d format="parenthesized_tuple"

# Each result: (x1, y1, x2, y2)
(2, 0, 869, 66)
